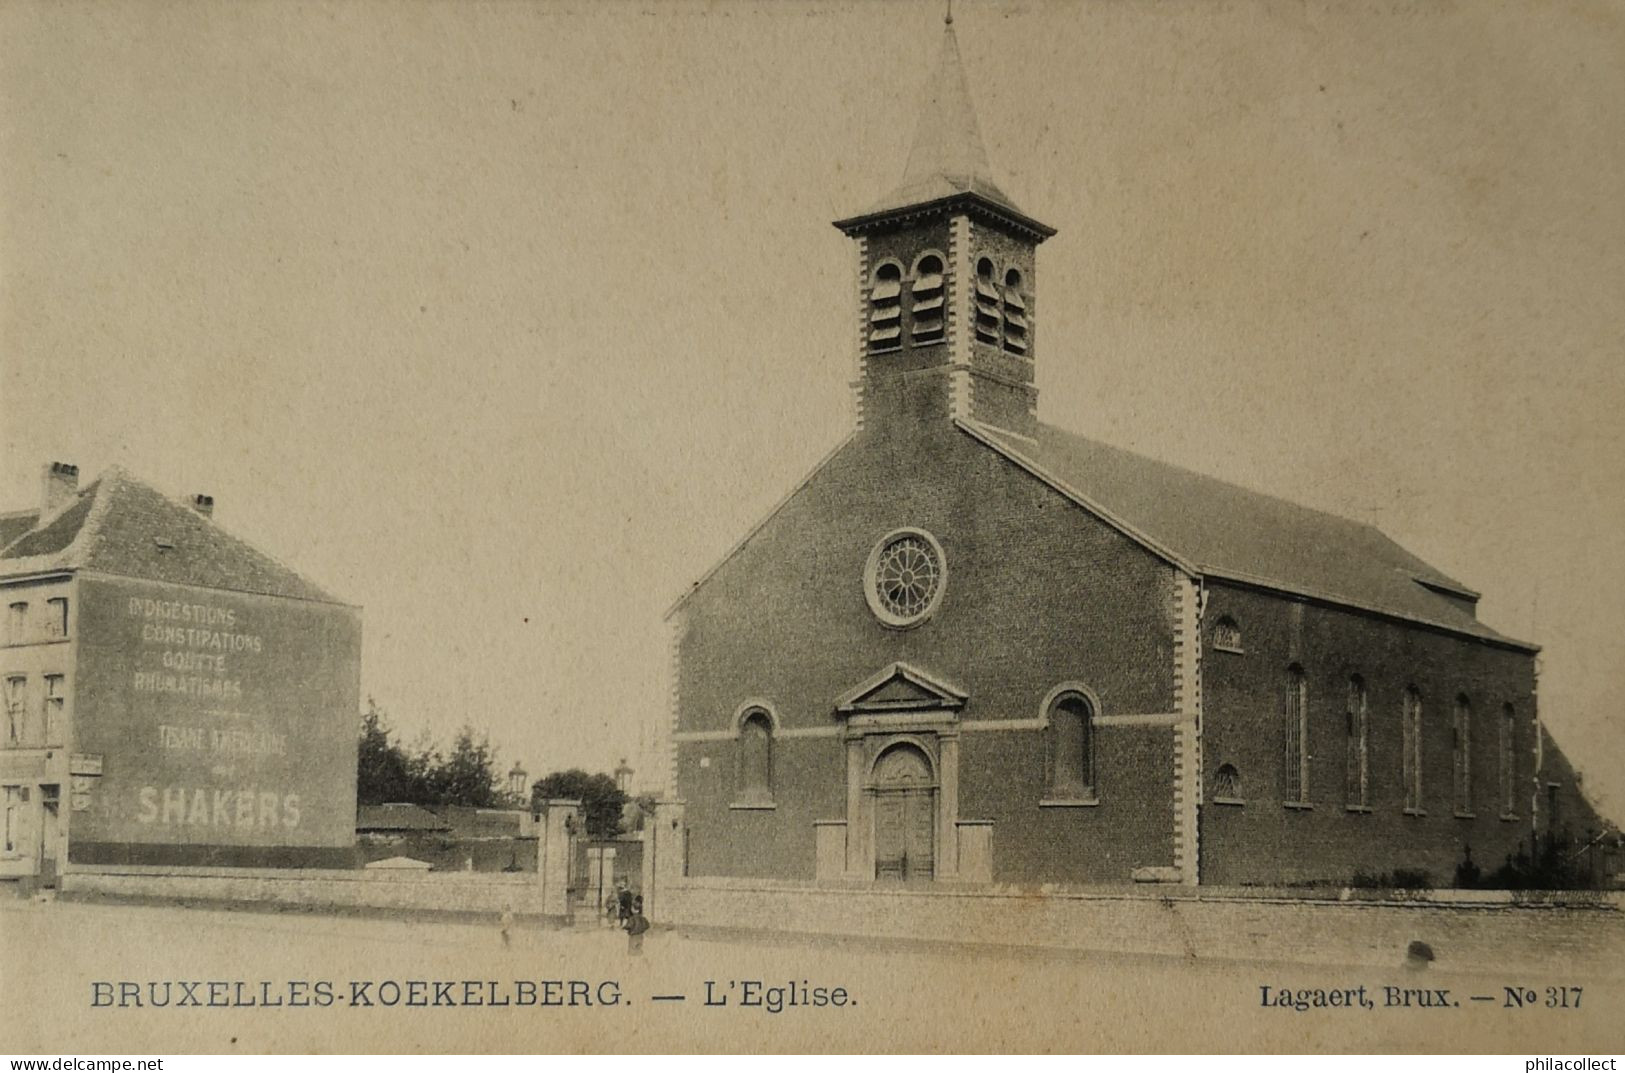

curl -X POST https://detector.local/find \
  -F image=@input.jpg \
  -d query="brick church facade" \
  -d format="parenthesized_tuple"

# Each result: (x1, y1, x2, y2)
(667, 17, 1552, 888)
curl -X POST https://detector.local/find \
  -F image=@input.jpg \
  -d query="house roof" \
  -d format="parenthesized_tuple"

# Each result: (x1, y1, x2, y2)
(0, 511, 39, 550)
(0, 467, 343, 604)
(965, 420, 1534, 650)
(356, 803, 450, 832)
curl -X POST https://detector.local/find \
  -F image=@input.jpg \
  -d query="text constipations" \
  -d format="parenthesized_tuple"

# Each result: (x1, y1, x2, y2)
(129, 597, 262, 699)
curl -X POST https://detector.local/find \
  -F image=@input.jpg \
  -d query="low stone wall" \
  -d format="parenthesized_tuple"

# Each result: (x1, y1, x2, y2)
(660, 878, 1625, 977)
(59, 864, 551, 919)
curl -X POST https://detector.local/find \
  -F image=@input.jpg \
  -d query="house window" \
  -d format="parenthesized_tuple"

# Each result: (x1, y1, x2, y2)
(1283, 665, 1309, 804)
(973, 258, 1001, 344)
(868, 262, 903, 353)
(44, 675, 64, 746)
(1453, 694, 1473, 815)
(3, 677, 26, 747)
(44, 598, 67, 640)
(736, 710, 774, 807)
(1212, 616, 1243, 653)
(6, 602, 26, 645)
(1001, 268, 1028, 355)
(1345, 675, 1369, 808)
(909, 253, 945, 344)
(2, 786, 21, 854)
(1499, 703, 1517, 817)
(1213, 763, 1242, 803)
(1047, 693, 1095, 800)
(1402, 687, 1424, 812)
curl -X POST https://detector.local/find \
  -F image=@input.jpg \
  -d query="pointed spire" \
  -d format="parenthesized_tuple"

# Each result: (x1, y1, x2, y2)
(867, 13, 1015, 217)
(833, 7, 1051, 240)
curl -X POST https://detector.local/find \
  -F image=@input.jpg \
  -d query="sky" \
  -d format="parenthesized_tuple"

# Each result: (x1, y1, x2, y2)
(3, 0, 1622, 814)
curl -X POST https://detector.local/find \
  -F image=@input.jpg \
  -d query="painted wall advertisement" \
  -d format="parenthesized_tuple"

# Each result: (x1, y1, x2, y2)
(73, 575, 362, 850)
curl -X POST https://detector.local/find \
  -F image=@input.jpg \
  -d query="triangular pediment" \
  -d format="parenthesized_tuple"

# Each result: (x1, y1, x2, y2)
(835, 662, 968, 716)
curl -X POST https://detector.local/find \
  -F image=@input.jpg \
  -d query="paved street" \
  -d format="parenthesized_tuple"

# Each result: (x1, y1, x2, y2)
(2, 897, 1619, 1053)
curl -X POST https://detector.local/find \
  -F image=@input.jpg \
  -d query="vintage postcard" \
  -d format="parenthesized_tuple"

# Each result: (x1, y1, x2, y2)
(1, 0, 1622, 1056)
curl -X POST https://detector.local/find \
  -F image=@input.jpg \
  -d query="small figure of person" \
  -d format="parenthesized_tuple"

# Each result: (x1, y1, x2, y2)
(499, 904, 515, 949)
(604, 891, 619, 928)
(616, 880, 633, 928)
(624, 895, 650, 956)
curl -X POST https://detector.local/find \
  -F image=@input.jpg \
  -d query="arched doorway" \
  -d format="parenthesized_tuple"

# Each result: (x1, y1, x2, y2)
(871, 742, 935, 882)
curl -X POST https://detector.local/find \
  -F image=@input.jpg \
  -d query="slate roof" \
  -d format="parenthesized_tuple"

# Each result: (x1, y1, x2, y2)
(965, 420, 1533, 650)
(0, 467, 342, 604)
(0, 511, 41, 551)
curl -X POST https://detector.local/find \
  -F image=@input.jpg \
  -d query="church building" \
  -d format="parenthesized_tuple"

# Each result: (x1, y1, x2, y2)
(666, 16, 1547, 888)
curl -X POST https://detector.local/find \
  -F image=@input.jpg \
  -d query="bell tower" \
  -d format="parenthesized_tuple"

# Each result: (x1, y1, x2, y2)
(833, 8, 1055, 442)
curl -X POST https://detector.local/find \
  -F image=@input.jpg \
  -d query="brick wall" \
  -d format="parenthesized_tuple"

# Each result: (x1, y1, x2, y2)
(60, 864, 550, 918)
(675, 420, 1179, 885)
(660, 878, 1625, 978)
(1201, 583, 1539, 886)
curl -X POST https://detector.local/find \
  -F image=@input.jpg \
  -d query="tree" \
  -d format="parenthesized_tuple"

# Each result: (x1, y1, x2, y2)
(436, 724, 501, 808)
(357, 698, 415, 805)
(530, 769, 628, 839)
(356, 704, 503, 809)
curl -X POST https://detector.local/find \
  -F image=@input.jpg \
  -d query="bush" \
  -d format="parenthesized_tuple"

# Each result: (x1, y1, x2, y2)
(1348, 868, 1431, 891)
(1467, 833, 1603, 891)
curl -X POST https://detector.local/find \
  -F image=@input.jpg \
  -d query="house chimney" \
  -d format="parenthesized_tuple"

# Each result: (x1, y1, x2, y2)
(190, 494, 214, 518)
(41, 462, 79, 514)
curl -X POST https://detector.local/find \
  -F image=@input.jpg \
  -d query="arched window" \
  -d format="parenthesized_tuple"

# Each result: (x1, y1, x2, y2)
(1453, 694, 1473, 815)
(910, 253, 945, 344)
(1283, 665, 1309, 804)
(1499, 703, 1517, 817)
(973, 257, 1001, 344)
(1402, 687, 1424, 812)
(736, 710, 774, 807)
(1001, 268, 1028, 355)
(1047, 693, 1095, 800)
(1345, 675, 1368, 808)
(1213, 763, 1243, 803)
(1212, 616, 1243, 653)
(868, 262, 902, 353)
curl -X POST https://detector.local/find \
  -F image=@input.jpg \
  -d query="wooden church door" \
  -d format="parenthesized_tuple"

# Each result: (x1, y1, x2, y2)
(873, 743, 935, 882)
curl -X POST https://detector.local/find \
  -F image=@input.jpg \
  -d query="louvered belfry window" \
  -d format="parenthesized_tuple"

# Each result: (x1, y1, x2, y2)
(910, 254, 945, 344)
(1001, 268, 1028, 355)
(974, 258, 1001, 344)
(868, 262, 903, 352)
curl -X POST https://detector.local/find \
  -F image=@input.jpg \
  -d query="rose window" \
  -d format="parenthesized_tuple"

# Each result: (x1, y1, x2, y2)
(864, 529, 946, 628)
